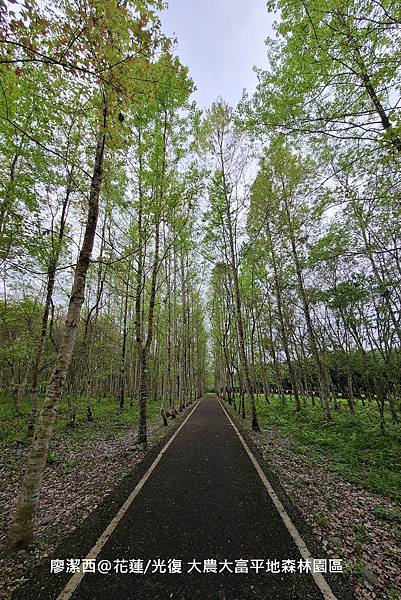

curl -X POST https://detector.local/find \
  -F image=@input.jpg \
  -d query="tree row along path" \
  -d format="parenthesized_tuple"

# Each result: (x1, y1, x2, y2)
(16, 395, 353, 600)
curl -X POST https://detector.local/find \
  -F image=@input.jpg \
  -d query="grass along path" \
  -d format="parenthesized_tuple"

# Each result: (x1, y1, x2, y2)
(0, 393, 166, 446)
(0, 394, 190, 600)
(226, 394, 401, 600)
(238, 394, 401, 504)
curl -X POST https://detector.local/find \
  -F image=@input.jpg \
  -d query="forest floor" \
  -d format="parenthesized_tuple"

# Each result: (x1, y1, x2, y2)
(9, 394, 353, 600)
(0, 394, 187, 599)
(226, 395, 401, 600)
(1, 394, 400, 600)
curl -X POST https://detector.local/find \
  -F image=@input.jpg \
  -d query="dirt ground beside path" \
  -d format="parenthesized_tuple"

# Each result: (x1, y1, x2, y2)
(12, 395, 352, 600)
(0, 407, 193, 600)
(224, 401, 401, 600)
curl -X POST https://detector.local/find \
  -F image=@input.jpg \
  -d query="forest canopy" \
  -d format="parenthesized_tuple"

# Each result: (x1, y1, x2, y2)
(0, 0, 400, 568)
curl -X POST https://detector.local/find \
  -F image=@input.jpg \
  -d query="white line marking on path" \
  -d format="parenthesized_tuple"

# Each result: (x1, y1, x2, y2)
(57, 400, 203, 600)
(218, 398, 338, 600)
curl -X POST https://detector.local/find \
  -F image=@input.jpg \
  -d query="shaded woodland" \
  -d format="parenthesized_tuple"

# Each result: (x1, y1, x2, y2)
(1, 0, 400, 563)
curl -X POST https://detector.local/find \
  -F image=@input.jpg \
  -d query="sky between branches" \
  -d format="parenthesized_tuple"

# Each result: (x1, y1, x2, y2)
(161, 0, 275, 108)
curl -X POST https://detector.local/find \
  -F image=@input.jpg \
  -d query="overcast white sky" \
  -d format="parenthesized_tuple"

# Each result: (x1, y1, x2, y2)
(160, 0, 275, 108)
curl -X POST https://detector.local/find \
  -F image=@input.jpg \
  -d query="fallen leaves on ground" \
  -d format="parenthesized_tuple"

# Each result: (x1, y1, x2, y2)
(232, 408, 400, 600)
(0, 414, 182, 599)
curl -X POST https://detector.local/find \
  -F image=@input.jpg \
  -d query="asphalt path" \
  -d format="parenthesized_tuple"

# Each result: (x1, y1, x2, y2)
(14, 394, 353, 600)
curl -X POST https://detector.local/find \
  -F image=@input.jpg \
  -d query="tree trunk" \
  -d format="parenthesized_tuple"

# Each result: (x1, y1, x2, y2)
(29, 173, 72, 433)
(6, 131, 105, 553)
(119, 274, 129, 411)
(266, 220, 301, 411)
(282, 194, 331, 421)
(137, 348, 148, 447)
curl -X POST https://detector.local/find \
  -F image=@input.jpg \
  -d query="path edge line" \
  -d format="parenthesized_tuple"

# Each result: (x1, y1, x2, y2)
(218, 398, 338, 600)
(56, 399, 203, 600)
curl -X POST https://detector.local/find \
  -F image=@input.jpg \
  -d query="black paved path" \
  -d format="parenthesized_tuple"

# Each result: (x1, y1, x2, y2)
(15, 395, 352, 600)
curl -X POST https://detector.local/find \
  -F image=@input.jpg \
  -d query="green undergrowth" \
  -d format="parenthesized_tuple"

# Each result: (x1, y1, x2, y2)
(233, 394, 401, 505)
(0, 393, 165, 447)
